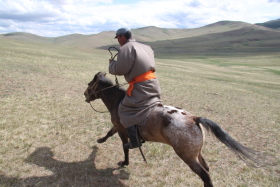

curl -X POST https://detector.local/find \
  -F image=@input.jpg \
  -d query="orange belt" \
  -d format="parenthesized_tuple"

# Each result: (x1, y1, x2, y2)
(127, 70, 156, 96)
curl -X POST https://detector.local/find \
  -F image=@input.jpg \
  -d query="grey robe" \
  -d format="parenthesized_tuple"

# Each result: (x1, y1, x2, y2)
(109, 39, 161, 128)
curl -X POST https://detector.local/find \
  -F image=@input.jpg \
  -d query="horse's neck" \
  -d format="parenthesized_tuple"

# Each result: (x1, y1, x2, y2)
(100, 88, 124, 112)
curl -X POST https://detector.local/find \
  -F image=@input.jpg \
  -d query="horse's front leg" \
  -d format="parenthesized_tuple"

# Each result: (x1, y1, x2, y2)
(117, 128, 130, 166)
(97, 126, 117, 143)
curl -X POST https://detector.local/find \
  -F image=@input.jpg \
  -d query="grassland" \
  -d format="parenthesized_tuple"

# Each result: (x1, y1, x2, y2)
(0, 39, 279, 187)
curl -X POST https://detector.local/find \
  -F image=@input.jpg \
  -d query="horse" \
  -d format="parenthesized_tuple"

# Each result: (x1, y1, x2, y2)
(84, 72, 262, 187)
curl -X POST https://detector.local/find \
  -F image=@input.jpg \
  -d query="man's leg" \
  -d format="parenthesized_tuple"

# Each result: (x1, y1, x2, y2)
(124, 125, 142, 149)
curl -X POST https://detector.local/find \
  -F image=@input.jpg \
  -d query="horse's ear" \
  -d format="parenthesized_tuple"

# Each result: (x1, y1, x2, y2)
(96, 72, 104, 76)
(96, 72, 107, 80)
(100, 72, 107, 78)
(94, 72, 100, 80)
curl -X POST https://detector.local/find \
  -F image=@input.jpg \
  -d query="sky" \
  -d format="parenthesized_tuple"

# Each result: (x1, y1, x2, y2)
(0, 0, 280, 37)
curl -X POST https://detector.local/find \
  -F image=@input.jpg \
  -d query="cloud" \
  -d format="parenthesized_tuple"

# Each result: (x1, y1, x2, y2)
(0, 0, 279, 37)
(0, 1, 60, 21)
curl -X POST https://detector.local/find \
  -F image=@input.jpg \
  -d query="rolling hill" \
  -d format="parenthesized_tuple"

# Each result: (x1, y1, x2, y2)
(256, 19, 280, 29)
(148, 21, 280, 58)
(1, 20, 280, 57)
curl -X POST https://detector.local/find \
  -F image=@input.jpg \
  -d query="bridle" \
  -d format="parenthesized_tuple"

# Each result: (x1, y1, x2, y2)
(87, 47, 121, 113)
(87, 79, 109, 113)
(87, 76, 127, 113)
(88, 78, 127, 97)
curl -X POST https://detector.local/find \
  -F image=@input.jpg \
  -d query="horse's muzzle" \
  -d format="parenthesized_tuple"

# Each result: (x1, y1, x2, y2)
(84, 90, 90, 103)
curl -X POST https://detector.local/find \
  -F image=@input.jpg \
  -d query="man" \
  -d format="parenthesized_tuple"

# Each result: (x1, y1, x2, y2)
(108, 28, 161, 149)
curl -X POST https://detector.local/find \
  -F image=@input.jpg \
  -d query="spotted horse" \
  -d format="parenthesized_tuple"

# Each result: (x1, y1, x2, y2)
(84, 72, 263, 187)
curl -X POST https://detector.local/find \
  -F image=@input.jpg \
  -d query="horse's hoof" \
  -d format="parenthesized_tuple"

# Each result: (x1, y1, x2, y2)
(97, 138, 106, 143)
(118, 161, 129, 167)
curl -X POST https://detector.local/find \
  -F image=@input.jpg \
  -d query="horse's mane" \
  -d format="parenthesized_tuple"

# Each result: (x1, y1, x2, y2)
(88, 72, 112, 86)
(94, 72, 126, 93)
(97, 72, 114, 86)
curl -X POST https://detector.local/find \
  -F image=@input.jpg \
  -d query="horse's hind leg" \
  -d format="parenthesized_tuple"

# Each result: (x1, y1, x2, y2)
(199, 153, 209, 172)
(187, 159, 213, 187)
(175, 150, 213, 187)
(97, 126, 117, 143)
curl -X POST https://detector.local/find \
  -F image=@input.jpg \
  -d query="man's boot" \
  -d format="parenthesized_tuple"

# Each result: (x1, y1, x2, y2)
(124, 125, 142, 149)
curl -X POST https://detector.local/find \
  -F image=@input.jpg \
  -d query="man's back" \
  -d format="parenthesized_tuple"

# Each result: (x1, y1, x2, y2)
(109, 39, 156, 82)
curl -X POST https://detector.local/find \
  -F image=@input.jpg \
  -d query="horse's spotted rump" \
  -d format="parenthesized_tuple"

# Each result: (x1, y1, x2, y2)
(167, 110, 178, 114)
(164, 105, 188, 116)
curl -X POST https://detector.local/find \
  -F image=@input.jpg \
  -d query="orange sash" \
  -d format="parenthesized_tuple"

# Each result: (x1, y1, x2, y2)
(127, 70, 156, 96)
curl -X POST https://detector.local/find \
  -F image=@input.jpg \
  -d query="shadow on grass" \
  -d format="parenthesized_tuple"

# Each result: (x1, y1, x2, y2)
(0, 146, 129, 187)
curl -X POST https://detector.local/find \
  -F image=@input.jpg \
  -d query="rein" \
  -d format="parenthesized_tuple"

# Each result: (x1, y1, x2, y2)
(88, 46, 121, 113)
(88, 80, 128, 113)
(108, 47, 120, 88)
(108, 46, 119, 60)
(89, 102, 108, 113)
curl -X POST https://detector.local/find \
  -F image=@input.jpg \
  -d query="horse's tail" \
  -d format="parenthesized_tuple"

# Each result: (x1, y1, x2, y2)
(195, 117, 263, 167)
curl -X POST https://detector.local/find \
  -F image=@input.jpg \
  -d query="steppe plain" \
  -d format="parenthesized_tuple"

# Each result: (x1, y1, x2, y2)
(1, 21, 279, 186)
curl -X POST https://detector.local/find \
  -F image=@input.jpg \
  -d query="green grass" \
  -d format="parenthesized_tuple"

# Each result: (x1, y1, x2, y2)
(266, 68, 280, 75)
(0, 39, 279, 186)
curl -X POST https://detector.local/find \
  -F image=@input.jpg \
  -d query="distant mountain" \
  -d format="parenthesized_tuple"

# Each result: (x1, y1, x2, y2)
(1, 20, 280, 57)
(149, 21, 280, 57)
(256, 19, 280, 29)
(1, 32, 53, 44)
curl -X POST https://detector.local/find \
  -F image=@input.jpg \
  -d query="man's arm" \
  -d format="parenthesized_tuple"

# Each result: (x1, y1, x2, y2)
(108, 46, 135, 76)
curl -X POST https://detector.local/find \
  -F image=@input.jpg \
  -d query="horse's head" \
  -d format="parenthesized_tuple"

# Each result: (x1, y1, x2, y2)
(84, 72, 107, 103)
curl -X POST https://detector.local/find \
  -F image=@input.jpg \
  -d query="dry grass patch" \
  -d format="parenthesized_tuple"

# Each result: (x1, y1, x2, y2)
(0, 40, 279, 186)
